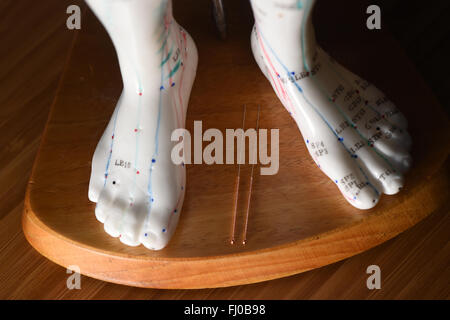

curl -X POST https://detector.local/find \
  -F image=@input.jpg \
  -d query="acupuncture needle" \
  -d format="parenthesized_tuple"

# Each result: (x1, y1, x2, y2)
(242, 105, 260, 245)
(230, 104, 246, 245)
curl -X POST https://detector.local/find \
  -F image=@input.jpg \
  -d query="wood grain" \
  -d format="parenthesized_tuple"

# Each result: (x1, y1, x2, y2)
(0, 0, 449, 298)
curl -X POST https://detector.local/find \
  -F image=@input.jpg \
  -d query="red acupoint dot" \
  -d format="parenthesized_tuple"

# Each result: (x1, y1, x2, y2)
(134, 128, 138, 132)
(139, 92, 142, 96)
(136, 170, 140, 174)
(111, 135, 114, 139)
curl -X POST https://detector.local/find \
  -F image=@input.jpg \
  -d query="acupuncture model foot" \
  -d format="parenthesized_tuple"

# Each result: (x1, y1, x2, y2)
(250, 0, 412, 209)
(86, 0, 197, 249)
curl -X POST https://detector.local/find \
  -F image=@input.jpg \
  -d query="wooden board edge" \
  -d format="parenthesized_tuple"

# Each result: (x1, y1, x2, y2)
(21, 162, 448, 289)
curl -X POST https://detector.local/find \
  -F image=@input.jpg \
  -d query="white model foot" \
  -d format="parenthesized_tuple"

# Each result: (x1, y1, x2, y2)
(250, 0, 412, 209)
(86, 0, 197, 249)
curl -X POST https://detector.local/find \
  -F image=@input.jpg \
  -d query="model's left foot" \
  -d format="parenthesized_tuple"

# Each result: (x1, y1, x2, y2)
(250, 0, 412, 209)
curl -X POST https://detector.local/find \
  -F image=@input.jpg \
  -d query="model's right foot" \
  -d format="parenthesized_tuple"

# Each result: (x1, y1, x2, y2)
(250, 0, 412, 209)
(86, 0, 198, 250)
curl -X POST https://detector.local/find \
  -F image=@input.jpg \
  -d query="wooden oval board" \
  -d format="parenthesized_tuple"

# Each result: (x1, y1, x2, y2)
(22, 0, 449, 289)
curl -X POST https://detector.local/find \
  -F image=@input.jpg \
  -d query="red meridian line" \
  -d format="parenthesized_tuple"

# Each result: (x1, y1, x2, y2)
(256, 31, 283, 100)
(256, 28, 296, 116)
(276, 76, 296, 115)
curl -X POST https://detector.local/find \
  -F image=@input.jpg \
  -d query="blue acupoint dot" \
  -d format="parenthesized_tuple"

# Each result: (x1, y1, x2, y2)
(171, 82, 175, 87)
(291, 72, 295, 75)
(338, 137, 343, 142)
(174, 209, 177, 213)
(306, 139, 309, 143)
(151, 198, 154, 202)
(335, 180, 338, 183)
(353, 196, 357, 200)
(352, 154, 358, 158)
(160, 86, 164, 90)
(152, 158, 156, 163)
(181, 186, 184, 190)
(181, 162, 185, 166)
(162, 228, 166, 233)
(145, 233, 148, 237)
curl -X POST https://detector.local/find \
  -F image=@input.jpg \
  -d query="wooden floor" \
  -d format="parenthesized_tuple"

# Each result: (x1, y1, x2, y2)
(0, 0, 448, 299)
